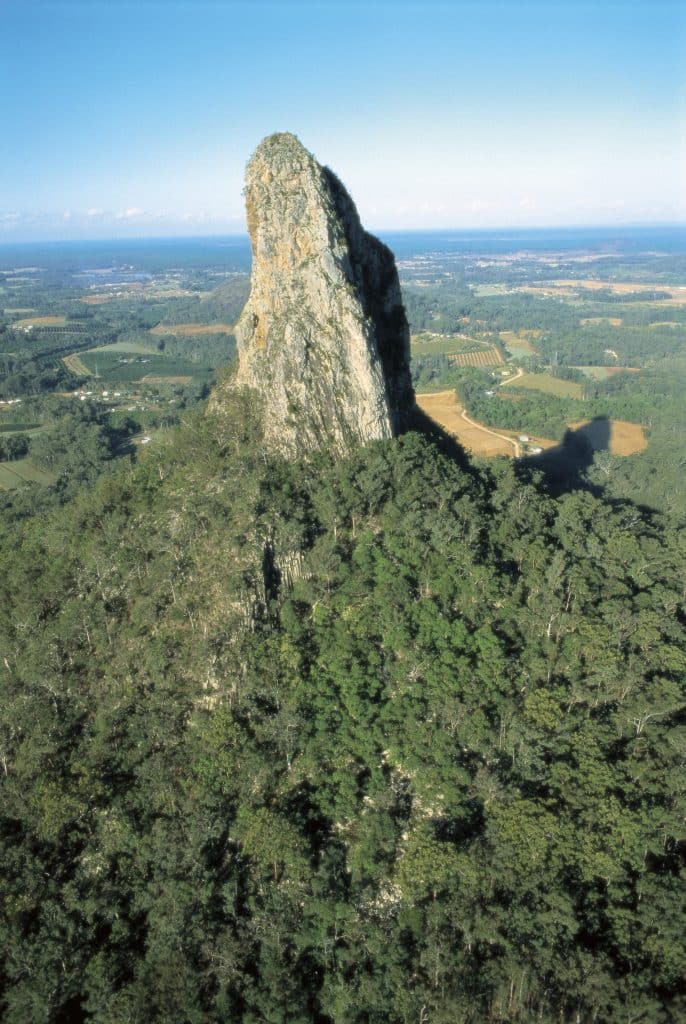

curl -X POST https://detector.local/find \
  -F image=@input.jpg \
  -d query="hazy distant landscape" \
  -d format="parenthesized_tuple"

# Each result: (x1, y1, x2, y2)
(1, 225, 684, 516)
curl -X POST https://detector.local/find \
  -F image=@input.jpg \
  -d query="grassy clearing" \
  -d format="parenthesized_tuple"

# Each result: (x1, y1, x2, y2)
(11, 315, 67, 328)
(580, 316, 623, 327)
(0, 423, 42, 434)
(76, 350, 209, 383)
(500, 330, 538, 356)
(514, 373, 584, 399)
(574, 366, 641, 381)
(91, 340, 158, 354)
(0, 459, 55, 489)
(149, 322, 234, 336)
(472, 284, 509, 296)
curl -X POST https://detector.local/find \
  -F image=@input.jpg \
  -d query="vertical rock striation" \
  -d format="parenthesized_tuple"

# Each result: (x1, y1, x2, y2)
(226, 132, 414, 457)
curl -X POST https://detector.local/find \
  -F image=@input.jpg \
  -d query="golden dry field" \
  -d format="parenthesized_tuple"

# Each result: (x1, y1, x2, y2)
(417, 391, 515, 455)
(416, 391, 556, 457)
(140, 374, 193, 384)
(570, 419, 647, 455)
(149, 323, 234, 336)
(11, 315, 67, 328)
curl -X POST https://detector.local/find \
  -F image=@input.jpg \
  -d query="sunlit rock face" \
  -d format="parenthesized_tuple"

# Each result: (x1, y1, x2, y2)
(226, 132, 414, 457)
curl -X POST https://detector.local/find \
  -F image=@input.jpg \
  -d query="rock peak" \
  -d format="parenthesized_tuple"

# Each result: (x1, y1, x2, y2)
(226, 132, 414, 457)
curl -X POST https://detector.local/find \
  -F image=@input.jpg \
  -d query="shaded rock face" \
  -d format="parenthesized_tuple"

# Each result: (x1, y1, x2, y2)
(230, 132, 414, 457)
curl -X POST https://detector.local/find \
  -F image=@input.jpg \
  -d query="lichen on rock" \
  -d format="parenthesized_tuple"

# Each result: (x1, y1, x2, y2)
(216, 132, 414, 457)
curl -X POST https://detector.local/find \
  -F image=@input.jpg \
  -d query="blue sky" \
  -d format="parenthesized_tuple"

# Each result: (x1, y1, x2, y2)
(1, 0, 684, 240)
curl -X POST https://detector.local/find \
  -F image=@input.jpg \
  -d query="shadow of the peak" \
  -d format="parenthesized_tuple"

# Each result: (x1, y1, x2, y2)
(518, 415, 611, 495)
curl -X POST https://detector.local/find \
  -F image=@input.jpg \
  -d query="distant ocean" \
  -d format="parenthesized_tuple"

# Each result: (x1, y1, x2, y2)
(0, 225, 684, 273)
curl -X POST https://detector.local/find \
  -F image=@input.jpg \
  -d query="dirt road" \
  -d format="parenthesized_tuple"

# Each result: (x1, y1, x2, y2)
(416, 391, 520, 457)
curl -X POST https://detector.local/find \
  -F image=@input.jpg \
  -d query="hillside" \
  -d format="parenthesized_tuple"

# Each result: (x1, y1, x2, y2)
(0, 391, 684, 1023)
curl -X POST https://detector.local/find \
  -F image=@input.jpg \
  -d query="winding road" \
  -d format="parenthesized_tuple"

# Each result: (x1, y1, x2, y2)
(459, 408, 521, 457)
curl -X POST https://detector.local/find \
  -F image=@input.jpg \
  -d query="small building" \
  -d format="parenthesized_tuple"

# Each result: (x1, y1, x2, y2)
(519, 434, 530, 443)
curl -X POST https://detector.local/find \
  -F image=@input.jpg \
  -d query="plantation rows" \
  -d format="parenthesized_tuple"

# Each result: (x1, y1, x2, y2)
(448, 346, 504, 366)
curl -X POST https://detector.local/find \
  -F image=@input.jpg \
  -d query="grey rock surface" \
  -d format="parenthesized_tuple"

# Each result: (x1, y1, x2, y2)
(221, 132, 414, 457)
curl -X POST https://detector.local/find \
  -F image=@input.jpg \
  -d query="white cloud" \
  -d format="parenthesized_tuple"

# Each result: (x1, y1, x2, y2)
(115, 207, 145, 220)
(0, 212, 21, 224)
(63, 210, 72, 221)
(86, 208, 104, 217)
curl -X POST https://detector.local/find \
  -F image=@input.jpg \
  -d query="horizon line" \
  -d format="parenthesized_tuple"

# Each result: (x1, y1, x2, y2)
(1, 220, 685, 248)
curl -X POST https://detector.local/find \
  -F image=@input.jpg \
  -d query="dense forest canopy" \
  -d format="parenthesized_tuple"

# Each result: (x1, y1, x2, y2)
(0, 389, 684, 1023)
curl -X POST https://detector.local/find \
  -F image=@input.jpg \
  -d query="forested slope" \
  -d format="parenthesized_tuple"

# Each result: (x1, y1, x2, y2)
(1, 392, 684, 1023)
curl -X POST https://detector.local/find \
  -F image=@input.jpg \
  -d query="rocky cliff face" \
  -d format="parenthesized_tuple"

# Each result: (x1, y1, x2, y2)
(223, 132, 414, 457)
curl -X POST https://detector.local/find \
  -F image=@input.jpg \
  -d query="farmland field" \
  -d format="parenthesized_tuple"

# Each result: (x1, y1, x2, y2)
(91, 340, 158, 354)
(569, 419, 647, 455)
(414, 390, 552, 457)
(10, 315, 67, 328)
(410, 332, 494, 357)
(150, 322, 234, 336)
(0, 459, 55, 489)
(519, 281, 686, 304)
(76, 350, 209, 383)
(140, 374, 193, 385)
(550, 280, 685, 296)
(417, 390, 514, 455)
(448, 347, 504, 367)
(514, 373, 584, 399)
(574, 366, 641, 380)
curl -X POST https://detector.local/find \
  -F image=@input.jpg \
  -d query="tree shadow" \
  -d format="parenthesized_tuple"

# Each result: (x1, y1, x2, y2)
(518, 415, 611, 496)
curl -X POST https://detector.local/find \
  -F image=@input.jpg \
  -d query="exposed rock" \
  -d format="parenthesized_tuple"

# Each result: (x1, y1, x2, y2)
(219, 132, 414, 457)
